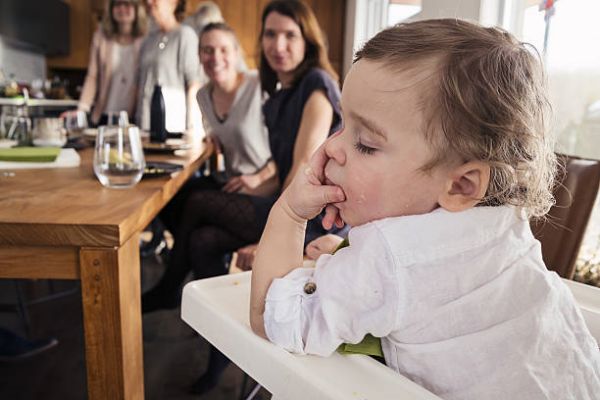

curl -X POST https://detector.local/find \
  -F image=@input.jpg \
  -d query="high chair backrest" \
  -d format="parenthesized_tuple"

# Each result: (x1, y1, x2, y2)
(531, 154, 600, 279)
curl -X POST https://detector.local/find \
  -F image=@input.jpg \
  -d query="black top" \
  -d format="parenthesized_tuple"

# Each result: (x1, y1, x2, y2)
(251, 68, 345, 243)
(263, 68, 342, 186)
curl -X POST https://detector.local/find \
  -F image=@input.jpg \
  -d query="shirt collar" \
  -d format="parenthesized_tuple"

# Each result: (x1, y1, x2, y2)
(352, 206, 532, 265)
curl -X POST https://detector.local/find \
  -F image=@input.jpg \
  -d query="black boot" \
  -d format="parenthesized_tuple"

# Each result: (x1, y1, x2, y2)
(142, 242, 189, 314)
(189, 345, 230, 395)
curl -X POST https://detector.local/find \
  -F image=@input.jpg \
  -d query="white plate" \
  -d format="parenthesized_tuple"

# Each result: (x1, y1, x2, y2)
(0, 139, 18, 148)
(83, 128, 149, 139)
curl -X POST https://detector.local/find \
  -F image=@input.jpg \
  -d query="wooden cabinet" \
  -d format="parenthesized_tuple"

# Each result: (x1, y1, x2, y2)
(47, 0, 99, 70)
(47, 0, 346, 77)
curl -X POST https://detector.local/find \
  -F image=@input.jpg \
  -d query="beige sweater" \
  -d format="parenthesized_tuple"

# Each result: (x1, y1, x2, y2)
(78, 29, 144, 124)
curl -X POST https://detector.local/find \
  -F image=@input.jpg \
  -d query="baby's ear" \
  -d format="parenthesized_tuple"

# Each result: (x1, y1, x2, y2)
(438, 161, 490, 212)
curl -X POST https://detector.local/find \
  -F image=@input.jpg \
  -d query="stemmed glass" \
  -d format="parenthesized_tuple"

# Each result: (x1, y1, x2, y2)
(64, 110, 88, 140)
(93, 125, 145, 189)
(106, 111, 129, 127)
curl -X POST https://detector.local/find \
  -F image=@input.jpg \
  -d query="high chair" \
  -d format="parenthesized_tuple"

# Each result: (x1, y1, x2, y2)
(181, 272, 600, 400)
(531, 154, 600, 279)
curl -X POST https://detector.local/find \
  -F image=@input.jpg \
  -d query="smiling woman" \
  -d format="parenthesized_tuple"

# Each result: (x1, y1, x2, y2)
(77, 0, 147, 126)
(196, 22, 273, 187)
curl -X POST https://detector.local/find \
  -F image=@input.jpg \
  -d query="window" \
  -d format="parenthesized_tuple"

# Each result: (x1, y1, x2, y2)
(520, 0, 600, 286)
(521, 0, 600, 157)
(388, 0, 421, 25)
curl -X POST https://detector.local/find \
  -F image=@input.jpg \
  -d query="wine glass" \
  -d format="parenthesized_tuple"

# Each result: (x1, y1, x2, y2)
(93, 125, 145, 189)
(64, 110, 88, 140)
(8, 116, 32, 146)
(106, 111, 129, 127)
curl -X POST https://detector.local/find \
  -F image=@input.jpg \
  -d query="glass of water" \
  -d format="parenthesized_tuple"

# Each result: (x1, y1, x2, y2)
(93, 125, 145, 189)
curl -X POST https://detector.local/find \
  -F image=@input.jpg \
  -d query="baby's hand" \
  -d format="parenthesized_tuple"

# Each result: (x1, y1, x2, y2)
(281, 141, 345, 222)
(305, 234, 344, 260)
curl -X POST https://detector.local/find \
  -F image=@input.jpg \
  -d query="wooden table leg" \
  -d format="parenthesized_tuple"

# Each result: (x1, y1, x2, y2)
(80, 234, 144, 400)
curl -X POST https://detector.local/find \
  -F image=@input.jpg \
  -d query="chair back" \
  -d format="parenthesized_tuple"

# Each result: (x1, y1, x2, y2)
(531, 154, 600, 279)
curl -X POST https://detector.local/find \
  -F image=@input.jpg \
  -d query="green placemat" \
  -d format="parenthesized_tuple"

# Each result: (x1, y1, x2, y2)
(0, 147, 61, 162)
(333, 238, 384, 358)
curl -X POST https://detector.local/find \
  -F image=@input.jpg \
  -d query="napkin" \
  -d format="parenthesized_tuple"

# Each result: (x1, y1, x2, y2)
(333, 238, 384, 358)
(0, 147, 61, 162)
(0, 149, 80, 170)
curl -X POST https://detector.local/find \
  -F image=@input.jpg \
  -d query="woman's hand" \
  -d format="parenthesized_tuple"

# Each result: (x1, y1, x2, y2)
(236, 244, 258, 271)
(206, 135, 222, 153)
(222, 161, 278, 196)
(281, 140, 345, 227)
(305, 234, 344, 260)
(60, 109, 85, 119)
(222, 174, 262, 194)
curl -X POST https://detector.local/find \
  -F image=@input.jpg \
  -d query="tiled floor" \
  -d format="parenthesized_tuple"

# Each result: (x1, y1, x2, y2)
(0, 248, 269, 400)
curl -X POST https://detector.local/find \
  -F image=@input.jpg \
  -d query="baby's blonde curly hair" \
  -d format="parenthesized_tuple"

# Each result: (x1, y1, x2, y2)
(355, 18, 556, 218)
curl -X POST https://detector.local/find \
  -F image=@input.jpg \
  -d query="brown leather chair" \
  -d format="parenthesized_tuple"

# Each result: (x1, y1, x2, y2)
(531, 154, 600, 279)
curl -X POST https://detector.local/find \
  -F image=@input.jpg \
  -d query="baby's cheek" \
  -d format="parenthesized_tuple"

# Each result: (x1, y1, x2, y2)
(349, 172, 378, 204)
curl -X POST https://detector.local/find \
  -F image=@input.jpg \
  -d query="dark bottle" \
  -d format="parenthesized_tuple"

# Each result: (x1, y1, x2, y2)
(150, 85, 167, 143)
(203, 150, 228, 184)
(212, 151, 228, 184)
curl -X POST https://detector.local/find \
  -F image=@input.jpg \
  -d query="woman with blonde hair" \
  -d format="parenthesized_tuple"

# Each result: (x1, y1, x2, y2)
(183, 1, 234, 85)
(78, 0, 147, 126)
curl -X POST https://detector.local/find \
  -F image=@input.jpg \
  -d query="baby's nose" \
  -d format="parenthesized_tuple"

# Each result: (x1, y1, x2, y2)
(325, 131, 346, 165)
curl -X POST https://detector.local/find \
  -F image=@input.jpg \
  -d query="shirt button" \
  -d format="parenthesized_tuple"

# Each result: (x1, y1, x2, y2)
(303, 282, 317, 294)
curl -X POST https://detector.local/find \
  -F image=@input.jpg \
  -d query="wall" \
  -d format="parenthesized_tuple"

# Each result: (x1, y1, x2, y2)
(0, 36, 46, 83)
(418, 0, 483, 21)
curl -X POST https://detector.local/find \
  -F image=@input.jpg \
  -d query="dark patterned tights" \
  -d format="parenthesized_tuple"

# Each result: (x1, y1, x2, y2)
(151, 189, 263, 297)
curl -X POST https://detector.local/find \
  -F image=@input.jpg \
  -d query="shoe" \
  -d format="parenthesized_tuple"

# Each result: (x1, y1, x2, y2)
(0, 329, 58, 362)
(140, 219, 166, 258)
(141, 286, 180, 313)
(140, 238, 167, 259)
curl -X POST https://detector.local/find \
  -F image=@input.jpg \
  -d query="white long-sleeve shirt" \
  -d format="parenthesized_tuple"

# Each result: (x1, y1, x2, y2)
(264, 206, 600, 399)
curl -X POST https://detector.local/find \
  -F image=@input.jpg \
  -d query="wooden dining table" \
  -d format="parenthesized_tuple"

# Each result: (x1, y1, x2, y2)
(0, 138, 212, 399)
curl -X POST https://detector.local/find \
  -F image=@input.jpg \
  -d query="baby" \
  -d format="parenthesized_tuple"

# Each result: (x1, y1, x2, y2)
(250, 19, 600, 399)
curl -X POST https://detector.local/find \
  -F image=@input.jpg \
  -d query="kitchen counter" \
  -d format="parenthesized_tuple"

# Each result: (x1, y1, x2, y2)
(0, 98, 78, 107)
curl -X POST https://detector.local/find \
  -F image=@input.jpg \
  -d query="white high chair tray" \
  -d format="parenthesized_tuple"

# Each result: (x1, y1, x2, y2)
(181, 271, 442, 400)
(562, 279, 600, 342)
(181, 273, 600, 400)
